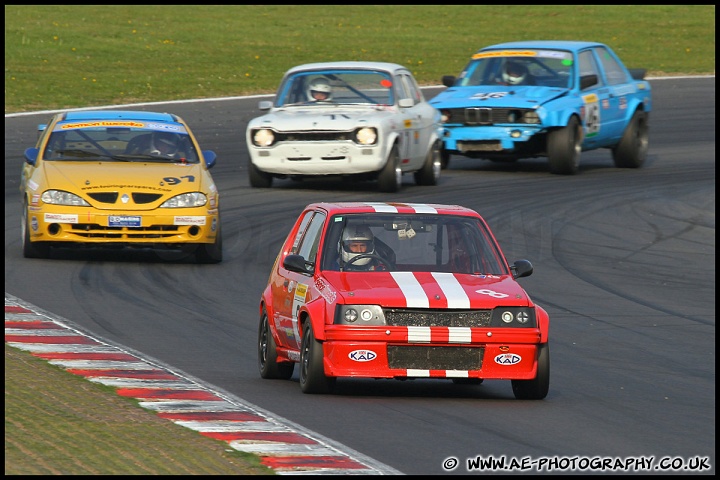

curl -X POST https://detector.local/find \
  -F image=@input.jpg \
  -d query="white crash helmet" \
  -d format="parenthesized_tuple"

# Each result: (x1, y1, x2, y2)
(307, 77, 332, 101)
(341, 225, 375, 266)
(151, 132, 180, 157)
(502, 61, 528, 86)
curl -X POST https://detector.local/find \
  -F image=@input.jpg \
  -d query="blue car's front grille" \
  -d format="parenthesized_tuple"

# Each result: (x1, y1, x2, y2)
(445, 107, 536, 125)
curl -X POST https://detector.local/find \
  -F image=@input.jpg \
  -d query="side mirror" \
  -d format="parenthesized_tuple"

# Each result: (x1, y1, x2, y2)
(398, 98, 414, 108)
(283, 254, 312, 274)
(511, 259, 533, 279)
(258, 100, 273, 111)
(628, 68, 647, 81)
(24, 147, 39, 166)
(442, 75, 456, 88)
(202, 150, 217, 169)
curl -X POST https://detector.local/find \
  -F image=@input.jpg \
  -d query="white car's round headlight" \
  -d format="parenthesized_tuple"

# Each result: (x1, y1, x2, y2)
(253, 129, 275, 147)
(355, 127, 377, 145)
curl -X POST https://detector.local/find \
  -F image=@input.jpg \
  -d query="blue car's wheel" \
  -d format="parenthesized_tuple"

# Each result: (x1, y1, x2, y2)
(547, 116, 582, 175)
(612, 110, 648, 168)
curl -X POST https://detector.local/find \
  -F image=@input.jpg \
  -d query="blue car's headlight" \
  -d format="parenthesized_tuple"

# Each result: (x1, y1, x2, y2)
(41, 190, 90, 206)
(160, 192, 207, 208)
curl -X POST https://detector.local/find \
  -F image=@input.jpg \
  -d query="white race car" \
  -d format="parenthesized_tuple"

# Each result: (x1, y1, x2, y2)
(246, 61, 443, 192)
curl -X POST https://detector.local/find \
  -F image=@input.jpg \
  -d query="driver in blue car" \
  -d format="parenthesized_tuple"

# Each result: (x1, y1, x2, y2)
(497, 60, 535, 86)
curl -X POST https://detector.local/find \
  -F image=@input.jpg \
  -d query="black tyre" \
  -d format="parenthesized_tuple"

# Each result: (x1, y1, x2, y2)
(21, 200, 50, 259)
(451, 378, 484, 385)
(195, 222, 223, 264)
(414, 140, 441, 186)
(248, 162, 273, 188)
(299, 322, 335, 394)
(258, 308, 294, 380)
(511, 343, 550, 400)
(377, 145, 402, 193)
(547, 116, 582, 175)
(612, 110, 648, 168)
(440, 148, 451, 169)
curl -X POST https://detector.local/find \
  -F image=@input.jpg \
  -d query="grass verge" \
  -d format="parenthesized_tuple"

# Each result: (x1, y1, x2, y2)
(4, 5, 715, 113)
(5, 344, 274, 475)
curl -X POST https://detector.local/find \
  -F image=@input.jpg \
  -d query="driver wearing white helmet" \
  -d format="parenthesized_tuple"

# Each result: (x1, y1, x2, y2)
(307, 77, 333, 102)
(499, 60, 534, 86)
(339, 225, 385, 271)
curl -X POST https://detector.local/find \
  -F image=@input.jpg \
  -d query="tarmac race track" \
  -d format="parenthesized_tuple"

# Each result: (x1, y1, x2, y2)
(4, 77, 715, 475)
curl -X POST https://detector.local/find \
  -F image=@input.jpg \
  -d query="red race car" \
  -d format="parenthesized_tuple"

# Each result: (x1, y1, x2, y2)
(257, 202, 549, 399)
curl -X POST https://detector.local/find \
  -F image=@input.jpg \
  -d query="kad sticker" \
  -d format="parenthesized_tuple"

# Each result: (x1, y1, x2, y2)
(494, 353, 522, 365)
(349, 350, 377, 362)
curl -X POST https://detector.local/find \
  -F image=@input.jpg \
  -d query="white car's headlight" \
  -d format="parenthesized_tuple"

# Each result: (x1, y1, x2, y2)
(41, 190, 90, 206)
(160, 192, 208, 208)
(354, 127, 378, 145)
(252, 128, 275, 147)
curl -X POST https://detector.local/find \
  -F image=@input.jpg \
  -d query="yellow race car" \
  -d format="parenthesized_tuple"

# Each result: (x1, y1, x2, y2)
(20, 110, 222, 263)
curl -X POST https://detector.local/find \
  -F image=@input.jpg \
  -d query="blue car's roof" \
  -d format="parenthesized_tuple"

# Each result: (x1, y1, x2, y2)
(480, 40, 606, 53)
(62, 110, 177, 122)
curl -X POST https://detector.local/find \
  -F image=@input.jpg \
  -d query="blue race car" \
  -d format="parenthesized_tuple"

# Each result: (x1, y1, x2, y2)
(429, 41, 652, 174)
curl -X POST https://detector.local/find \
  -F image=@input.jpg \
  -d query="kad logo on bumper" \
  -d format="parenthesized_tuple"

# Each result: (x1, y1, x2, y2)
(494, 353, 522, 365)
(349, 350, 377, 362)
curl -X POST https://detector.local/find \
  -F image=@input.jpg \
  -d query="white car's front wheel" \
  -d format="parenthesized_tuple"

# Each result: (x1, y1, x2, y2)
(377, 145, 402, 193)
(249, 162, 273, 188)
(414, 140, 441, 186)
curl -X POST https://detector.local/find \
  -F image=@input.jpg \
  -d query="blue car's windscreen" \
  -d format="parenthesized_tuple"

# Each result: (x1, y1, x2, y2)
(456, 49, 574, 88)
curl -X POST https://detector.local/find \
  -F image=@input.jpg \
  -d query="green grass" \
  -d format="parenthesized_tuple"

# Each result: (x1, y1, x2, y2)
(3, 5, 715, 475)
(4, 5, 715, 113)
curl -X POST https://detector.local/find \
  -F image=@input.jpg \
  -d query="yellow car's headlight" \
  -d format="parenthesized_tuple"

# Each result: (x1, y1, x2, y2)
(41, 190, 90, 206)
(160, 192, 208, 208)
